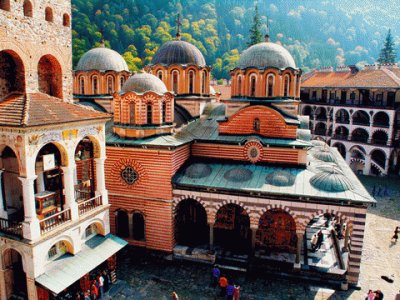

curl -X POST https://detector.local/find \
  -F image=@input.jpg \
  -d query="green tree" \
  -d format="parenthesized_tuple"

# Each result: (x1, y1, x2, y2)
(247, 4, 263, 46)
(378, 29, 397, 64)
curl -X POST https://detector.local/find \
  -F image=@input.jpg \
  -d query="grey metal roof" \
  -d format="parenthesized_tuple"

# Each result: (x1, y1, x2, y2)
(35, 234, 127, 295)
(76, 47, 129, 72)
(122, 72, 168, 94)
(237, 42, 297, 70)
(151, 40, 206, 67)
(173, 147, 375, 204)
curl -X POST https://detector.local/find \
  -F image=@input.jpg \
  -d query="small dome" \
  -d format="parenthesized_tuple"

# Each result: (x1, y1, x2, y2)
(313, 149, 336, 163)
(237, 42, 296, 70)
(224, 167, 253, 183)
(122, 72, 168, 94)
(185, 163, 212, 179)
(76, 47, 129, 72)
(266, 171, 295, 187)
(151, 40, 206, 67)
(310, 170, 353, 192)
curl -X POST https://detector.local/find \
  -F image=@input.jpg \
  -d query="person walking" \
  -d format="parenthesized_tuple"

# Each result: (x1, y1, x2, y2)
(391, 226, 399, 243)
(102, 270, 109, 293)
(233, 285, 240, 300)
(374, 290, 384, 300)
(211, 265, 220, 288)
(90, 280, 98, 300)
(310, 232, 318, 252)
(226, 283, 235, 300)
(316, 230, 324, 250)
(219, 275, 228, 297)
(97, 274, 104, 299)
(172, 291, 179, 300)
(366, 290, 375, 300)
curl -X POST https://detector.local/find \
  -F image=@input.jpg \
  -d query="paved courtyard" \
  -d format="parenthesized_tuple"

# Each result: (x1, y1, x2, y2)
(108, 176, 400, 300)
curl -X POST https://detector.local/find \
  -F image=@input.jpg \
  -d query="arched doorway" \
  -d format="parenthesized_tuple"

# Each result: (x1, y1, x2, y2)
(115, 210, 129, 238)
(175, 199, 208, 247)
(256, 209, 297, 253)
(0, 50, 26, 99)
(37, 54, 62, 98)
(3, 249, 27, 299)
(214, 204, 250, 253)
(132, 212, 145, 241)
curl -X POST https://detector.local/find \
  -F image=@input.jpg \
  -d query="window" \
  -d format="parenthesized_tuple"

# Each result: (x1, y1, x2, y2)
(238, 77, 242, 96)
(0, 0, 10, 11)
(92, 76, 98, 94)
(147, 103, 152, 124)
(350, 91, 356, 101)
(63, 13, 70, 27)
(172, 71, 178, 93)
(162, 102, 166, 123)
(23, 0, 32, 17)
(85, 223, 99, 239)
(121, 165, 138, 185)
(253, 118, 260, 132)
(107, 76, 114, 94)
(284, 75, 290, 97)
(267, 75, 274, 97)
(250, 76, 256, 97)
(45, 7, 53, 22)
(201, 71, 207, 94)
(79, 77, 85, 94)
(48, 241, 67, 260)
(189, 71, 194, 94)
(157, 71, 163, 80)
(120, 77, 125, 90)
(129, 103, 135, 124)
(116, 210, 129, 238)
(132, 212, 145, 241)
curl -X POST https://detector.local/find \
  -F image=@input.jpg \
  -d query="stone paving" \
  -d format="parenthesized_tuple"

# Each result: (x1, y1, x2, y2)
(108, 175, 400, 300)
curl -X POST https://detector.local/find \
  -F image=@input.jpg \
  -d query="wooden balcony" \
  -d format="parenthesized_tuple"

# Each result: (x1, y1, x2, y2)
(0, 218, 23, 238)
(39, 208, 71, 234)
(78, 195, 102, 216)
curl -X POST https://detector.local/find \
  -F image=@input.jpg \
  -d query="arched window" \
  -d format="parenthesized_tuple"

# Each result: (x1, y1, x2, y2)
(157, 70, 163, 80)
(238, 76, 242, 96)
(63, 13, 70, 27)
(201, 71, 207, 94)
(188, 71, 195, 94)
(107, 76, 114, 94)
(162, 101, 167, 123)
(147, 103, 152, 124)
(48, 241, 67, 260)
(0, 50, 26, 99)
(23, 0, 32, 17)
(253, 118, 260, 132)
(45, 7, 53, 22)
(266, 74, 275, 97)
(284, 75, 290, 97)
(79, 77, 85, 94)
(132, 212, 145, 241)
(129, 103, 135, 124)
(116, 210, 129, 238)
(85, 223, 99, 239)
(38, 54, 63, 98)
(0, 0, 10, 11)
(92, 76, 98, 94)
(250, 75, 256, 97)
(172, 71, 179, 93)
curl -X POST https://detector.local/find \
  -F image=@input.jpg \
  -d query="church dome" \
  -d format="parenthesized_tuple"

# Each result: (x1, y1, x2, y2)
(237, 42, 296, 70)
(313, 149, 336, 163)
(310, 170, 353, 192)
(122, 72, 168, 94)
(266, 171, 295, 187)
(224, 167, 253, 183)
(76, 47, 129, 72)
(151, 40, 206, 67)
(185, 163, 212, 179)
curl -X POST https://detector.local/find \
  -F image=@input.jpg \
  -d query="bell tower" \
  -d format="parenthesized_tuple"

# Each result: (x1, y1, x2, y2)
(0, 0, 73, 101)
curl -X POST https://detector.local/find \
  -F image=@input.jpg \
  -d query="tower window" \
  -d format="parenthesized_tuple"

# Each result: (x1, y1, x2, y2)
(63, 13, 70, 27)
(147, 103, 152, 124)
(267, 75, 274, 97)
(250, 76, 256, 97)
(120, 77, 125, 90)
(157, 71, 163, 80)
(129, 103, 135, 124)
(172, 71, 178, 94)
(162, 102, 167, 123)
(253, 118, 260, 132)
(284, 75, 290, 97)
(92, 77, 98, 94)
(189, 71, 195, 94)
(201, 71, 207, 94)
(45, 7, 53, 22)
(23, 0, 32, 17)
(238, 77, 242, 96)
(107, 76, 114, 94)
(79, 77, 85, 94)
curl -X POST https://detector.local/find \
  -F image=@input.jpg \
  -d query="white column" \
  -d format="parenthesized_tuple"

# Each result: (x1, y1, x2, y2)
(35, 172, 45, 193)
(95, 157, 108, 204)
(61, 164, 79, 220)
(0, 170, 7, 219)
(19, 176, 41, 241)
(294, 232, 304, 269)
(384, 158, 390, 175)
(363, 155, 371, 175)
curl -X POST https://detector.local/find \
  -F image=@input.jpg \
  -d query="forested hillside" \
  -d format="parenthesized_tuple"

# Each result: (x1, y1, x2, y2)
(71, 0, 400, 79)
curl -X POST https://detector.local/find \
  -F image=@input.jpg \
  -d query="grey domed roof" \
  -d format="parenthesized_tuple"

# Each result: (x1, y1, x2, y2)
(151, 40, 206, 67)
(76, 47, 129, 72)
(185, 163, 212, 179)
(266, 171, 295, 187)
(313, 149, 336, 163)
(224, 167, 253, 183)
(310, 170, 353, 192)
(237, 42, 296, 70)
(122, 72, 168, 94)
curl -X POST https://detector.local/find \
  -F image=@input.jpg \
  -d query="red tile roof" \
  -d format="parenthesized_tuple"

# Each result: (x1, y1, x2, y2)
(0, 93, 111, 127)
(302, 68, 400, 89)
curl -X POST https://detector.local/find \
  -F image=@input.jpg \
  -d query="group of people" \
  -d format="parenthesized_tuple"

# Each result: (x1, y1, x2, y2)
(211, 265, 240, 299)
(310, 230, 324, 252)
(76, 270, 111, 300)
(366, 289, 384, 300)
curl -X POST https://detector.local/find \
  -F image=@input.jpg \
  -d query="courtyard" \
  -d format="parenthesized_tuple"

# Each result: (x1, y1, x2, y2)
(108, 176, 400, 300)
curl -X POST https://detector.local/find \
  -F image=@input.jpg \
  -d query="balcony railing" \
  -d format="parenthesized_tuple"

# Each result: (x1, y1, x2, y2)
(78, 195, 102, 216)
(0, 218, 23, 238)
(40, 208, 71, 234)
